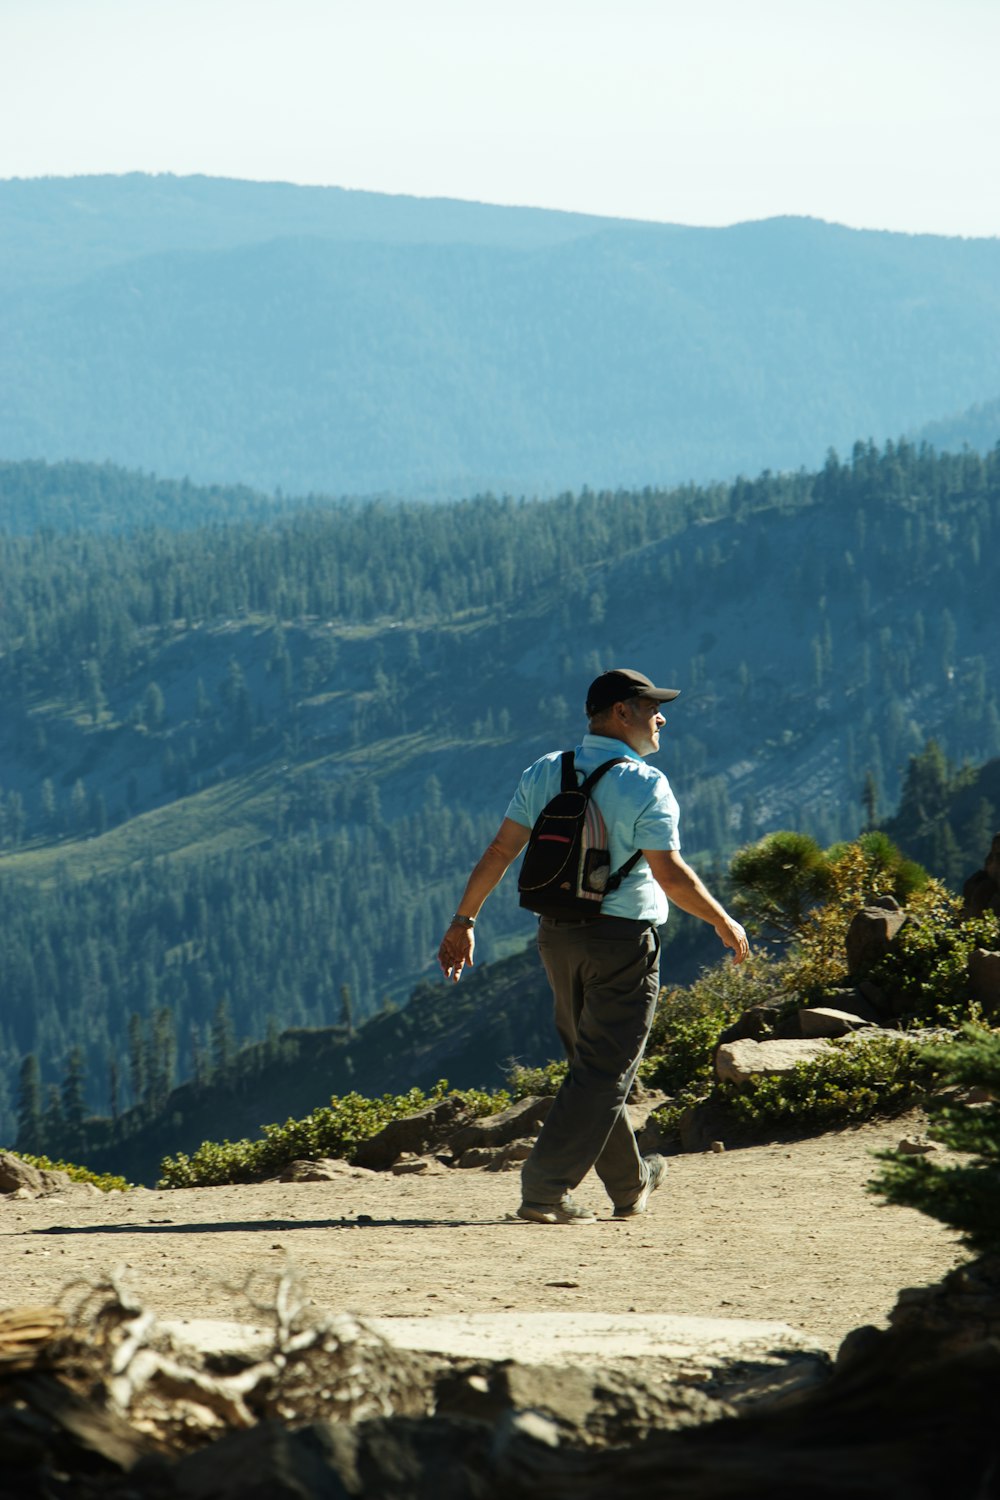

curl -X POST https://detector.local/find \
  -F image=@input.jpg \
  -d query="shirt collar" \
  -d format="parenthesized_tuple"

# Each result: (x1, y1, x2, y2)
(581, 732, 645, 763)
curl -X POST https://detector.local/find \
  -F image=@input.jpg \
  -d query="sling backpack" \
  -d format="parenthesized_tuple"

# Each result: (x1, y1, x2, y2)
(517, 752, 642, 919)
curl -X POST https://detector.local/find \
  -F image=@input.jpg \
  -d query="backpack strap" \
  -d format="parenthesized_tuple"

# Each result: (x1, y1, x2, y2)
(606, 849, 643, 891)
(559, 750, 577, 792)
(573, 756, 645, 891)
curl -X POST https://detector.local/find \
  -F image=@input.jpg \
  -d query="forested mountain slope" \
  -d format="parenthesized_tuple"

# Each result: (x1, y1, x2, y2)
(0, 440, 998, 1143)
(3, 176, 1000, 495)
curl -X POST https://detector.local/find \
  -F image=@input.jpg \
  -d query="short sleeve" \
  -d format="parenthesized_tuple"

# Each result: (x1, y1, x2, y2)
(504, 755, 557, 830)
(632, 775, 681, 852)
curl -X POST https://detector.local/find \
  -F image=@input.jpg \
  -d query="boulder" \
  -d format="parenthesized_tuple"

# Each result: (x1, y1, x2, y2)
(448, 1096, 552, 1155)
(962, 868, 1000, 921)
(716, 997, 795, 1046)
(845, 904, 907, 976)
(962, 833, 1000, 919)
(822, 987, 886, 1023)
(276, 1158, 375, 1183)
(0, 1153, 45, 1196)
(798, 1007, 878, 1039)
(456, 1139, 534, 1171)
(0, 1152, 69, 1200)
(352, 1096, 472, 1171)
(968, 949, 1000, 1016)
(715, 1038, 835, 1085)
(388, 1155, 431, 1175)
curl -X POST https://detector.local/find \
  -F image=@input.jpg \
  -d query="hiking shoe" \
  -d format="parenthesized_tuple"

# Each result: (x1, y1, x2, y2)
(517, 1193, 597, 1225)
(613, 1155, 668, 1218)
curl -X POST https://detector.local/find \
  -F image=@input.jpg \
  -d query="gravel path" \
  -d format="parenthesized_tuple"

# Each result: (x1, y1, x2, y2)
(0, 1112, 961, 1355)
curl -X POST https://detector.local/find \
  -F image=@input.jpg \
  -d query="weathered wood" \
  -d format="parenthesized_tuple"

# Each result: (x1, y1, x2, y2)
(0, 1306, 66, 1372)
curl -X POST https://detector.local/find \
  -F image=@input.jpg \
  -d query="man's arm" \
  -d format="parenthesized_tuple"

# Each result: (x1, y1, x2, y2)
(437, 818, 531, 982)
(644, 848, 750, 963)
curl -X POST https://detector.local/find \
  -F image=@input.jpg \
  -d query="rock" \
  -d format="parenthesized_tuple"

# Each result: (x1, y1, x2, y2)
(0, 1153, 45, 1195)
(39, 1168, 73, 1193)
(822, 987, 885, 1024)
(353, 1096, 472, 1171)
(896, 1137, 937, 1156)
(277, 1158, 374, 1183)
(798, 1007, 877, 1038)
(962, 833, 1000, 920)
(166, 1417, 360, 1499)
(626, 1088, 669, 1134)
(856, 980, 890, 1015)
(962, 868, 999, 920)
(489, 1139, 534, 1170)
(969, 949, 1000, 1015)
(710, 1140, 726, 1153)
(392, 1152, 431, 1176)
(436, 1358, 733, 1446)
(715, 1038, 835, 1085)
(845, 905, 908, 976)
(887, 1253, 1000, 1354)
(455, 1146, 497, 1169)
(635, 1112, 672, 1155)
(456, 1138, 534, 1171)
(449, 1096, 552, 1155)
(677, 1095, 734, 1153)
(716, 997, 794, 1046)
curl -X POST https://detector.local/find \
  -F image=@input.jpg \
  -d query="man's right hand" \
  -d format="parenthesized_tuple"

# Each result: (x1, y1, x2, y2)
(438, 923, 475, 983)
(715, 915, 750, 964)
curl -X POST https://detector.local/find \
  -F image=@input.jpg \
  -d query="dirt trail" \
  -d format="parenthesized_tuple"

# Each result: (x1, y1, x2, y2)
(0, 1113, 960, 1354)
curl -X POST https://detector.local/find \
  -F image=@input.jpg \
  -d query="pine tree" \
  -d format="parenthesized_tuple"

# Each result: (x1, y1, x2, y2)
(211, 998, 236, 1078)
(872, 1027, 1000, 1255)
(60, 1046, 87, 1142)
(339, 983, 355, 1039)
(15, 1054, 42, 1154)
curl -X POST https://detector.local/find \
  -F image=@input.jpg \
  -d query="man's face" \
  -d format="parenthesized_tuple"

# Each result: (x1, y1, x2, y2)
(620, 696, 666, 756)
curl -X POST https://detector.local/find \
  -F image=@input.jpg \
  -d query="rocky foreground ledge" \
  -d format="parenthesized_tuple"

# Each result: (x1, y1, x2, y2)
(0, 1252, 998, 1499)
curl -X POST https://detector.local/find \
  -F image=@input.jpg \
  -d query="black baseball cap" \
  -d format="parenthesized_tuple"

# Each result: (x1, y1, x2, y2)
(585, 668, 681, 717)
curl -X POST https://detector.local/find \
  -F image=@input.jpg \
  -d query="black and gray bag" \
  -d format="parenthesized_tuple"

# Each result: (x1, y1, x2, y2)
(517, 752, 641, 919)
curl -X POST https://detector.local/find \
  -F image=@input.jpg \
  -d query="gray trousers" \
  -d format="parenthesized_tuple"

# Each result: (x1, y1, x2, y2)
(520, 915, 661, 1208)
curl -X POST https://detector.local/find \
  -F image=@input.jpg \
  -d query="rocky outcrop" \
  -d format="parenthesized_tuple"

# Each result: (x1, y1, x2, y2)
(715, 1038, 835, 1085)
(844, 896, 907, 976)
(352, 1096, 474, 1171)
(969, 948, 1000, 1016)
(962, 831, 1000, 920)
(0, 1151, 75, 1199)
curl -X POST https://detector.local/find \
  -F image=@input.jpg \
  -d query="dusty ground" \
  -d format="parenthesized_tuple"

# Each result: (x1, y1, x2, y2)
(0, 1112, 962, 1356)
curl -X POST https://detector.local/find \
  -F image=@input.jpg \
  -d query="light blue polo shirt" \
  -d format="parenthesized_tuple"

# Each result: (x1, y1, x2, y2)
(505, 733, 681, 923)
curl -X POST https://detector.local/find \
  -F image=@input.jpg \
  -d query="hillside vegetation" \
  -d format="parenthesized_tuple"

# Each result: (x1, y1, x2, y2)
(3, 176, 1000, 494)
(0, 440, 998, 1148)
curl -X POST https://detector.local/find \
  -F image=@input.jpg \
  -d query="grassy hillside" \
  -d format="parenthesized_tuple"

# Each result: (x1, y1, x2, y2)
(3, 177, 1000, 495)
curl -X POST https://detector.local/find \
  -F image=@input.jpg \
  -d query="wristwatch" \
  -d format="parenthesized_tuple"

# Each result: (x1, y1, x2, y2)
(450, 913, 476, 928)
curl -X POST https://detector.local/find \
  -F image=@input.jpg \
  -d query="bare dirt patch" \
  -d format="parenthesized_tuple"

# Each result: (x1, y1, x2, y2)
(0, 1112, 960, 1353)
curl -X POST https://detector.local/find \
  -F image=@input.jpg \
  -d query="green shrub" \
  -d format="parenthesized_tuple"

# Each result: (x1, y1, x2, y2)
(14, 1152, 130, 1193)
(158, 1081, 509, 1189)
(507, 1060, 567, 1099)
(723, 1032, 942, 1131)
(868, 895, 1000, 1023)
(644, 954, 773, 1095)
(871, 1025, 1000, 1254)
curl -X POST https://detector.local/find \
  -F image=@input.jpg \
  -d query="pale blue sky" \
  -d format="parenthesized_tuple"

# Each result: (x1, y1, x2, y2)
(2, 0, 998, 236)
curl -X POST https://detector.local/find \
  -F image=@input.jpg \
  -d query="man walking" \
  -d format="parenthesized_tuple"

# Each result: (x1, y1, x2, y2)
(437, 668, 749, 1224)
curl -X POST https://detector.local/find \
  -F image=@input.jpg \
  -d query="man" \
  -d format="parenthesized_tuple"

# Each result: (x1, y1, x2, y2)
(437, 667, 749, 1225)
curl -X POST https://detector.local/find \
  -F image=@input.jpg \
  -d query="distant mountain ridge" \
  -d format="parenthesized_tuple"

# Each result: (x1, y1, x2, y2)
(2, 175, 1000, 497)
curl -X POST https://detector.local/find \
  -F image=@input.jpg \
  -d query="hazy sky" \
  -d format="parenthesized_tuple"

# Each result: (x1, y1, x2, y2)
(2, 0, 998, 236)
